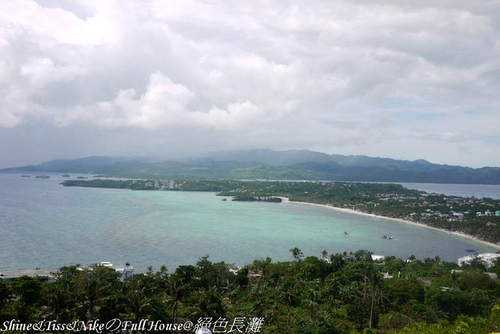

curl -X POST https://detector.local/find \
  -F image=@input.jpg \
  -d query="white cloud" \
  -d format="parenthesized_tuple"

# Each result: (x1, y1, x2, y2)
(57, 72, 285, 130)
(0, 0, 499, 167)
(21, 58, 86, 87)
(0, 0, 122, 46)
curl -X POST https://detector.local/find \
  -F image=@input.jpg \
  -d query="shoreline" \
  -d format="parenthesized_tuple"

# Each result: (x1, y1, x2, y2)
(283, 198, 500, 251)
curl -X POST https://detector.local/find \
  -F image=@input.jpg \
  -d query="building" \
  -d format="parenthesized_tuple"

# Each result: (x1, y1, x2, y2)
(93, 262, 135, 281)
(371, 255, 385, 261)
(458, 253, 500, 268)
(113, 265, 135, 280)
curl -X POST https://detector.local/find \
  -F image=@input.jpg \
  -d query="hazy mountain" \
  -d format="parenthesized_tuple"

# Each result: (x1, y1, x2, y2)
(202, 149, 334, 166)
(1, 156, 152, 173)
(2, 150, 499, 184)
(204, 149, 436, 169)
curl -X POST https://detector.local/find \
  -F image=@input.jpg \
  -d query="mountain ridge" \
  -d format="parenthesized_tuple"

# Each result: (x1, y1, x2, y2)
(2, 150, 499, 184)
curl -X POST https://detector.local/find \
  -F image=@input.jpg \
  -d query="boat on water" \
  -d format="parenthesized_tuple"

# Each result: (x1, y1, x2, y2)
(344, 231, 348, 235)
(465, 249, 477, 253)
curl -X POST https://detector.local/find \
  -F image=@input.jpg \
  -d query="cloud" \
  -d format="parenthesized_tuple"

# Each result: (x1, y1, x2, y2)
(0, 0, 499, 167)
(55, 71, 289, 130)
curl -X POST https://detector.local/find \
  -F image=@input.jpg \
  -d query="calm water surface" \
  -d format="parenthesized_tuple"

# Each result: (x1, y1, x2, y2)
(401, 182, 500, 199)
(0, 173, 498, 272)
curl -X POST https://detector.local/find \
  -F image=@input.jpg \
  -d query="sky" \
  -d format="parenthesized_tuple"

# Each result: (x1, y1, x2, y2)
(1, 0, 499, 169)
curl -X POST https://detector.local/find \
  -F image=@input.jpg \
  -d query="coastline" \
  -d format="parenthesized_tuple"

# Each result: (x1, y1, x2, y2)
(284, 198, 500, 251)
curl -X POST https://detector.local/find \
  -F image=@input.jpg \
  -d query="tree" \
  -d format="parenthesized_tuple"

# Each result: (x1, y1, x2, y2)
(0, 279, 10, 309)
(74, 264, 121, 319)
(321, 250, 328, 260)
(389, 278, 425, 306)
(454, 270, 497, 291)
(10, 276, 42, 306)
(290, 247, 304, 262)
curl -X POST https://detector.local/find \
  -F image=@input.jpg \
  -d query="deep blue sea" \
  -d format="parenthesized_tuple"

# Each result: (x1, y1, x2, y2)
(1, 172, 499, 272)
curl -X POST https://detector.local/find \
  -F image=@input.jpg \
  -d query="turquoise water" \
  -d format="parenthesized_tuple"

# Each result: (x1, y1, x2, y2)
(0, 173, 498, 272)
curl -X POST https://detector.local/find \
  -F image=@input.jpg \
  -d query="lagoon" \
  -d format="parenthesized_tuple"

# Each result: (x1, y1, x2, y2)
(0, 173, 498, 272)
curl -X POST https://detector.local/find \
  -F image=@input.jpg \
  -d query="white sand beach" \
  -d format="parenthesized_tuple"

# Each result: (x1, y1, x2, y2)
(285, 198, 500, 251)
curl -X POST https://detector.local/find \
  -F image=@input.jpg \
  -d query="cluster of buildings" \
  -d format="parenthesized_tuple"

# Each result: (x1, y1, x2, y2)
(458, 253, 500, 269)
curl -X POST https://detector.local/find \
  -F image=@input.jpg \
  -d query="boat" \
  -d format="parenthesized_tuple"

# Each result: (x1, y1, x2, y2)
(465, 249, 476, 253)
(344, 231, 348, 235)
(222, 198, 227, 201)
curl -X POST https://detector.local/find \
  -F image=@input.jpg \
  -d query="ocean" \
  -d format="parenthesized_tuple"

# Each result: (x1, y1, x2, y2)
(401, 182, 500, 200)
(1, 172, 499, 272)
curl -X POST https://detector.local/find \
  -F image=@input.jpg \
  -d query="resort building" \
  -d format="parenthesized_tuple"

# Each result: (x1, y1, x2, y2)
(80, 262, 135, 281)
(113, 265, 135, 280)
(371, 254, 385, 261)
(458, 253, 500, 268)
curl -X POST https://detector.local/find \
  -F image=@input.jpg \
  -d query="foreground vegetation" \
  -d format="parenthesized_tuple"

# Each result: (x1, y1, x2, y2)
(2, 250, 500, 333)
(63, 179, 500, 243)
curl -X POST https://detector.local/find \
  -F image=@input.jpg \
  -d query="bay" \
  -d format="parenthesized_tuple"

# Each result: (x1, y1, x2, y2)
(0, 172, 498, 273)
(400, 182, 500, 199)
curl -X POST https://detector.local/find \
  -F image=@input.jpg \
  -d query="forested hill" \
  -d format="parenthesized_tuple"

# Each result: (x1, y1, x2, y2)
(2, 149, 500, 184)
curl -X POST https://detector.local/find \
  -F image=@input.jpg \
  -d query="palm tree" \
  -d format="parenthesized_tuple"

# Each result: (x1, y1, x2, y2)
(321, 250, 328, 260)
(121, 286, 153, 323)
(289, 247, 304, 262)
(74, 264, 121, 319)
(249, 280, 272, 317)
(167, 278, 187, 322)
(301, 286, 320, 320)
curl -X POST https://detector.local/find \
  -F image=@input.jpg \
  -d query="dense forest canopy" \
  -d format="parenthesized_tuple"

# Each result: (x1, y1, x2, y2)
(2, 251, 500, 333)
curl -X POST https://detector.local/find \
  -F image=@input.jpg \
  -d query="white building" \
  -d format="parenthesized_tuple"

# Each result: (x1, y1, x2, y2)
(113, 265, 135, 280)
(77, 262, 135, 281)
(371, 255, 385, 261)
(458, 253, 500, 268)
(99, 262, 134, 280)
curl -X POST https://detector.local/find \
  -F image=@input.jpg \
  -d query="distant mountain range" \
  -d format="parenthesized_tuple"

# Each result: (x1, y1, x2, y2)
(2, 149, 500, 184)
